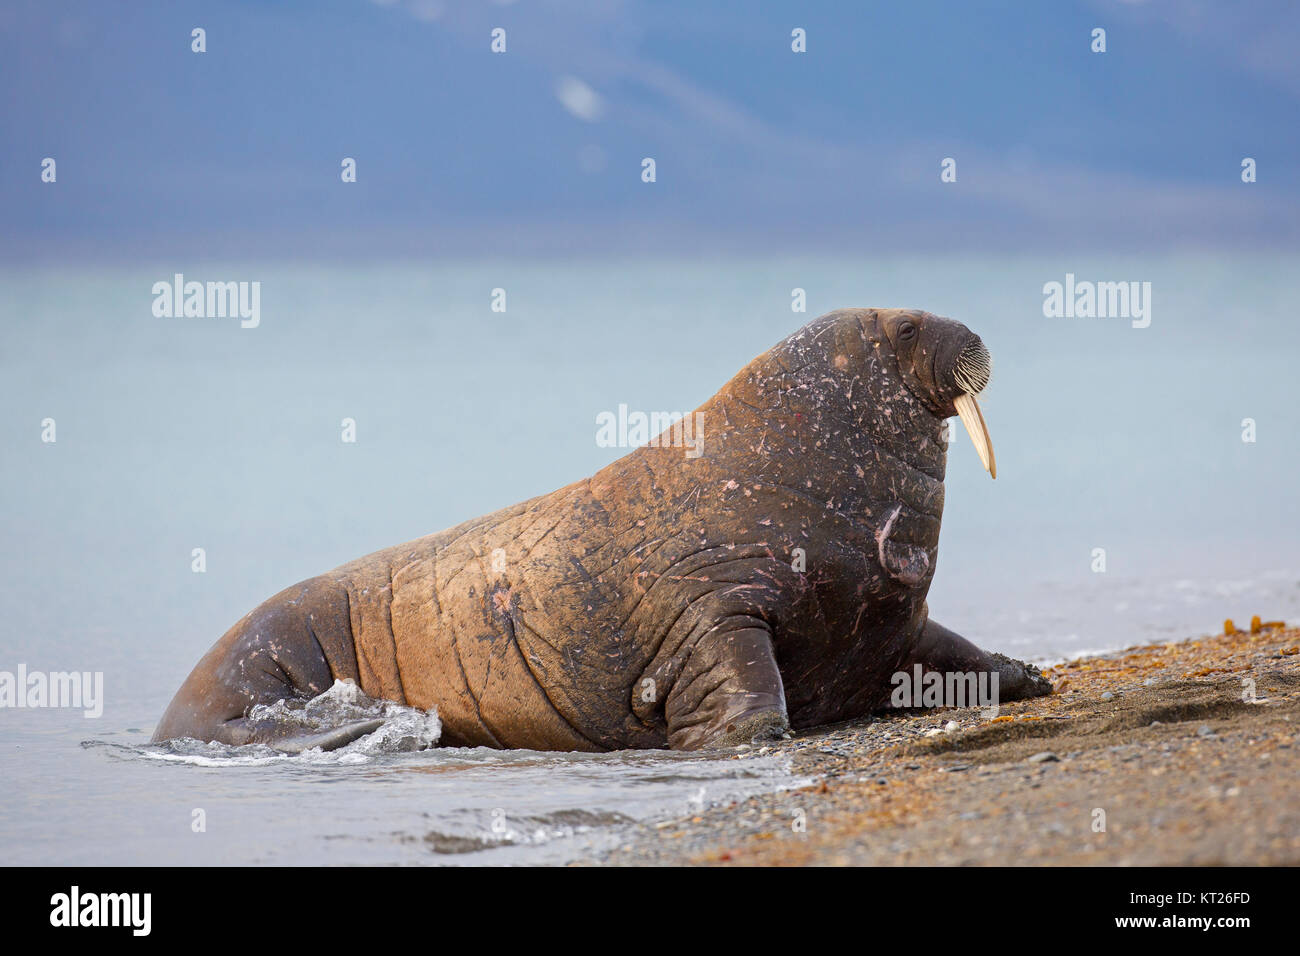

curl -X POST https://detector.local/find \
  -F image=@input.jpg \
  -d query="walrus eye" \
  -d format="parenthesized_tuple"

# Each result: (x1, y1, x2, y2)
(898, 322, 916, 342)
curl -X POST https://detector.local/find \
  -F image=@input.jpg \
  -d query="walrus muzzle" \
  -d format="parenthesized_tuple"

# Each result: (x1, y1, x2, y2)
(951, 340, 996, 479)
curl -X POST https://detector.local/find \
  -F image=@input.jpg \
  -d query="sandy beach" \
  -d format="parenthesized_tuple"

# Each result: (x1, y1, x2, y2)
(593, 624, 1300, 866)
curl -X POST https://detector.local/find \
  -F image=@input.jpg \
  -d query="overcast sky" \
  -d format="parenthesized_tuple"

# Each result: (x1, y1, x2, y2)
(3, 0, 1297, 259)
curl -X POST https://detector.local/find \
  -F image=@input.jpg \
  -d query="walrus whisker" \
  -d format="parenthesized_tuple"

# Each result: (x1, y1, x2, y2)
(952, 345, 991, 395)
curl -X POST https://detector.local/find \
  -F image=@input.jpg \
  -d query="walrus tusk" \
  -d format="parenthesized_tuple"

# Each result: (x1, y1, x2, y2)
(954, 392, 996, 479)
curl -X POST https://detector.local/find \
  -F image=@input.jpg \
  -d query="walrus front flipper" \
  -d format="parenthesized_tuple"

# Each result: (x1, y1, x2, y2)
(906, 617, 1053, 704)
(986, 652, 1053, 702)
(664, 618, 790, 750)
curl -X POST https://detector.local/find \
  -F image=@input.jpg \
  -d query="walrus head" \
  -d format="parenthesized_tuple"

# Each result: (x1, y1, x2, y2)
(878, 309, 997, 479)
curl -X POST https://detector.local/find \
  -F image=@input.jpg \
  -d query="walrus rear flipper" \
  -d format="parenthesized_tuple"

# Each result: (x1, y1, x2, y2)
(152, 577, 368, 750)
(216, 717, 385, 753)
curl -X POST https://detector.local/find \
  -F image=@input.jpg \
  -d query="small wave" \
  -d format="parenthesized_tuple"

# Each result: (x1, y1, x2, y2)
(426, 807, 641, 854)
(131, 680, 441, 766)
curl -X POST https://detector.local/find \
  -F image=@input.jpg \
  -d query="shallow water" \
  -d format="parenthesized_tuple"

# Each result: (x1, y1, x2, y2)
(1, 254, 1296, 864)
(2, 713, 800, 866)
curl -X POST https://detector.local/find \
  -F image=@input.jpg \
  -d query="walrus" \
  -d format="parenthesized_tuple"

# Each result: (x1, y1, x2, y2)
(153, 308, 1050, 753)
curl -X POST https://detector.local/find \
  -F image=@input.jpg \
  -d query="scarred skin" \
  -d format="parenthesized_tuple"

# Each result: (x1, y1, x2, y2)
(154, 308, 1050, 752)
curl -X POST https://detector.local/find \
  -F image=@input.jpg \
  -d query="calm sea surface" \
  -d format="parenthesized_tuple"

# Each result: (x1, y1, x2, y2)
(1, 254, 1296, 864)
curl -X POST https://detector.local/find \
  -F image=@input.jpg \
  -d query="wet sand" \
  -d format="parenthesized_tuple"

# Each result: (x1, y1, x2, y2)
(594, 625, 1299, 866)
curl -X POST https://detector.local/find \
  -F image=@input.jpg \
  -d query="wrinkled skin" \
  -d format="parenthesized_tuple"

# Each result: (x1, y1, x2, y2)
(154, 309, 1051, 752)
